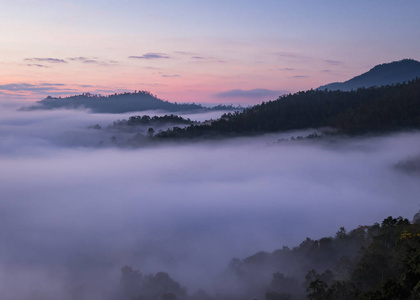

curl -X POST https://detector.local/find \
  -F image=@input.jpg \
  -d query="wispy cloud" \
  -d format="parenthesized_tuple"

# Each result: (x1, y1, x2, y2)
(324, 59, 343, 66)
(276, 53, 345, 68)
(0, 83, 63, 92)
(173, 51, 224, 63)
(189, 55, 225, 64)
(129, 53, 170, 60)
(161, 74, 180, 78)
(0, 82, 77, 97)
(68, 57, 119, 66)
(26, 64, 51, 68)
(174, 51, 195, 55)
(83, 59, 102, 64)
(277, 52, 309, 60)
(25, 58, 67, 64)
(95, 88, 131, 94)
(68, 57, 88, 61)
(216, 88, 287, 99)
(279, 67, 295, 71)
(293, 75, 310, 78)
(137, 83, 168, 87)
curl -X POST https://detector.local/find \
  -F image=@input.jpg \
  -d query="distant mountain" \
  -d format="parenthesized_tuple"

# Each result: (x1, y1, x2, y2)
(20, 91, 235, 113)
(318, 59, 420, 91)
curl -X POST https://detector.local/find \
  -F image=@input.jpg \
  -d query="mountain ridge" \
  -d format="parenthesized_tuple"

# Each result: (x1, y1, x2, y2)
(20, 91, 237, 113)
(318, 59, 420, 91)
(154, 78, 420, 139)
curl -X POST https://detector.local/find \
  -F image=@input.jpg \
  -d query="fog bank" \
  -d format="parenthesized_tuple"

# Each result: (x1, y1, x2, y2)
(0, 104, 419, 299)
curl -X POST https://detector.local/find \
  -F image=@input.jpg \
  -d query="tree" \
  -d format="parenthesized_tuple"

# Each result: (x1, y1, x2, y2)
(306, 279, 328, 300)
(269, 272, 300, 296)
(147, 127, 155, 137)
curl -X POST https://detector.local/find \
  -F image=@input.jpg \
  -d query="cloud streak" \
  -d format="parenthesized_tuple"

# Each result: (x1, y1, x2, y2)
(0, 82, 93, 98)
(25, 57, 67, 64)
(129, 53, 170, 60)
(161, 74, 180, 78)
(0, 83, 66, 92)
(216, 88, 287, 99)
(279, 67, 295, 71)
(173, 51, 225, 63)
(26, 64, 51, 68)
(324, 59, 343, 66)
(68, 57, 119, 66)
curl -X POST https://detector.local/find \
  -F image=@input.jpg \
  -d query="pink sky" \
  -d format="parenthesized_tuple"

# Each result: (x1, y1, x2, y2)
(1, 1, 420, 104)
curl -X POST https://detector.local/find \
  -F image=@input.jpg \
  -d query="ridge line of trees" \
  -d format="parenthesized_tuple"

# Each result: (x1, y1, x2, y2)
(154, 79, 420, 139)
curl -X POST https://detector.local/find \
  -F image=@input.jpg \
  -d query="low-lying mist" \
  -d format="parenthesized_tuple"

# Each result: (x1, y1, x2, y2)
(1, 102, 419, 299)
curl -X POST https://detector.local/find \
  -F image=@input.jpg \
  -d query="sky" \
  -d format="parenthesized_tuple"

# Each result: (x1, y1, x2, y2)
(1, 0, 420, 104)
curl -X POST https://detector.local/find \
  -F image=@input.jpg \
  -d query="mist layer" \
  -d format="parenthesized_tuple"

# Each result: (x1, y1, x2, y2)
(0, 105, 419, 299)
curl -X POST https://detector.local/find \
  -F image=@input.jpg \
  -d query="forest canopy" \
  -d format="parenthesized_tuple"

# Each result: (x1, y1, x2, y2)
(119, 215, 420, 300)
(154, 79, 420, 139)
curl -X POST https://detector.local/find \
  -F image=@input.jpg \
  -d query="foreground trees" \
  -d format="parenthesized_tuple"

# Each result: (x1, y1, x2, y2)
(119, 215, 420, 300)
(120, 267, 187, 300)
(299, 216, 420, 299)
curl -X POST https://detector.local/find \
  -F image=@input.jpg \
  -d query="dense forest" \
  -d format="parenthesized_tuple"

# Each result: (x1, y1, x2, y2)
(110, 114, 195, 131)
(86, 114, 198, 147)
(20, 91, 239, 113)
(119, 214, 420, 300)
(154, 78, 420, 139)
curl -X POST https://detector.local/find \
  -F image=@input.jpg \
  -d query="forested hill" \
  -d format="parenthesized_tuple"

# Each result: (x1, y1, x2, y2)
(20, 91, 234, 113)
(318, 59, 420, 91)
(155, 79, 420, 139)
(119, 214, 420, 300)
(217, 215, 420, 300)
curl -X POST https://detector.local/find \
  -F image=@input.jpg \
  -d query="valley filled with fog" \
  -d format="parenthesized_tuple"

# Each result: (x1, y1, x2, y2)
(1, 101, 419, 299)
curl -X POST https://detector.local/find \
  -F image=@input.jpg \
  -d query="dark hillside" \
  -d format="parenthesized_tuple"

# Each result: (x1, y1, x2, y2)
(119, 215, 420, 300)
(156, 79, 420, 139)
(216, 216, 420, 300)
(20, 91, 234, 113)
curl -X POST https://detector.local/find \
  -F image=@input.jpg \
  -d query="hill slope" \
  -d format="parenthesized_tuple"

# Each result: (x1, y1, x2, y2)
(155, 78, 420, 138)
(318, 59, 420, 91)
(217, 215, 420, 300)
(21, 91, 206, 113)
(119, 215, 420, 300)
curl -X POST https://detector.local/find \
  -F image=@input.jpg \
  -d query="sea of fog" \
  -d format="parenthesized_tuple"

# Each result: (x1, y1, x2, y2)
(0, 100, 419, 299)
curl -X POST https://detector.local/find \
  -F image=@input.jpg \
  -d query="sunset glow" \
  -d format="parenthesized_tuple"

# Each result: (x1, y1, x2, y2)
(1, 1, 420, 104)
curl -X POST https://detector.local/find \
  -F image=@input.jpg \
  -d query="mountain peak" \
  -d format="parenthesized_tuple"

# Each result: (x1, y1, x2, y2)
(318, 59, 420, 91)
